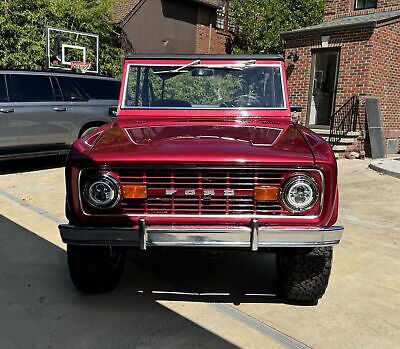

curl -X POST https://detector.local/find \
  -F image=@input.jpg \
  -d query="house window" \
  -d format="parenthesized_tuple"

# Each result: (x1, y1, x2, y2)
(216, 1, 229, 30)
(354, 0, 377, 10)
(216, 5, 226, 29)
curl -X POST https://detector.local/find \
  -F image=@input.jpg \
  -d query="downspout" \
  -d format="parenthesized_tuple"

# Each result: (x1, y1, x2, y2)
(208, 11, 212, 53)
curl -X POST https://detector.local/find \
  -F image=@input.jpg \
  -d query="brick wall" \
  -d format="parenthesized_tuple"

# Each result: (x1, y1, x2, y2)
(284, 28, 374, 125)
(284, 21, 400, 153)
(324, 0, 400, 22)
(195, 5, 230, 54)
(283, 1, 400, 153)
(370, 21, 400, 140)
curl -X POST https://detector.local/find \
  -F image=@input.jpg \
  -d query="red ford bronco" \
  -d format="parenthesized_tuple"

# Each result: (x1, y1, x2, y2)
(59, 55, 343, 303)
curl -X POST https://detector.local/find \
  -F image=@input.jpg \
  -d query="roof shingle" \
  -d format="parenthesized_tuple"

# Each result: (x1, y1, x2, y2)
(112, 0, 222, 24)
(112, 0, 141, 23)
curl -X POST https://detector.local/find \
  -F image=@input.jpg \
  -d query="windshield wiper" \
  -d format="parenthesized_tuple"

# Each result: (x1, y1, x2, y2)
(221, 60, 257, 70)
(153, 59, 258, 75)
(154, 60, 201, 75)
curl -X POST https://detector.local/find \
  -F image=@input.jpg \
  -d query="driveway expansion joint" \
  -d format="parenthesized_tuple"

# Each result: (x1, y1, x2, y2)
(0, 188, 64, 225)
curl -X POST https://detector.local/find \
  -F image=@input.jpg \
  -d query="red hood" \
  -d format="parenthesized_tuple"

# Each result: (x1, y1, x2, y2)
(85, 122, 314, 166)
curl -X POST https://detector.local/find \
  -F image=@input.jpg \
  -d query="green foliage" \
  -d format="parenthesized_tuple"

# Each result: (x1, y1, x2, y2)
(230, 0, 324, 54)
(157, 74, 245, 105)
(0, 0, 122, 77)
(125, 67, 247, 107)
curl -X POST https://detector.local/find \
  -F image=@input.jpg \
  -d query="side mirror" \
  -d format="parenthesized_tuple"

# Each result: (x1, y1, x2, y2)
(109, 106, 118, 118)
(290, 105, 302, 113)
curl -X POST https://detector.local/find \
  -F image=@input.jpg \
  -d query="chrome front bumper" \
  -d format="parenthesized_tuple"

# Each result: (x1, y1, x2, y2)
(59, 219, 343, 250)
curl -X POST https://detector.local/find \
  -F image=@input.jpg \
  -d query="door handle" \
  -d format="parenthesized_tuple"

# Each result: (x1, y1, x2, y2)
(0, 108, 14, 113)
(53, 107, 67, 112)
(109, 106, 118, 117)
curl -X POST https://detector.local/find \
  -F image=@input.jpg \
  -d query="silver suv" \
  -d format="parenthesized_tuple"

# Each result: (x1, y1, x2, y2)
(0, 70, 120, 160)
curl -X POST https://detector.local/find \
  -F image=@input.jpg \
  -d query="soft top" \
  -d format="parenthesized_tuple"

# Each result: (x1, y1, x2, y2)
(125, 54, 284, 61)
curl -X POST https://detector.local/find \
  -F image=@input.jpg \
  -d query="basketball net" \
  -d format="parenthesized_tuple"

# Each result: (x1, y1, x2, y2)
(70, 61, 92, 73)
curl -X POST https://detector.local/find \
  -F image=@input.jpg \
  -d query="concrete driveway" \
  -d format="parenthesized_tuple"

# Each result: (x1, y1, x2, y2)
(0, 157, 399, 349)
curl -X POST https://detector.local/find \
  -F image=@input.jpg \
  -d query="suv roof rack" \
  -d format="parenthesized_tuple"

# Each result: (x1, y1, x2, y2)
(0, 68, 118, 80)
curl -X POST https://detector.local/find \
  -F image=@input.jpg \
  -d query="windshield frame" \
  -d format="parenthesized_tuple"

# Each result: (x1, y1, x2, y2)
(120, 62, 288, 111)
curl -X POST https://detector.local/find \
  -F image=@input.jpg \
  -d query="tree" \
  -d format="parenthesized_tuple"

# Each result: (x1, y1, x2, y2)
(0, 0, 122, 77)
(230, 0, 324, 54)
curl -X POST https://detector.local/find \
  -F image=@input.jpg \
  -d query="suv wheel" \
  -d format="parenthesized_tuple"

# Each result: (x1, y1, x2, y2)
(67, 245, 126, 293)
(80, 126, 100, 138)
(276, 247, 333, 303)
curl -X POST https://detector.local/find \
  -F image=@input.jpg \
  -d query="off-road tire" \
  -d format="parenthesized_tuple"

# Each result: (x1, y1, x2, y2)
(276, 247, 333, 303)
(67, 245, 126, 294)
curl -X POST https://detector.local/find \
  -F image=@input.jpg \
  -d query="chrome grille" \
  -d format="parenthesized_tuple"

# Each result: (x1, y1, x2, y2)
(117, 168, 285, 215)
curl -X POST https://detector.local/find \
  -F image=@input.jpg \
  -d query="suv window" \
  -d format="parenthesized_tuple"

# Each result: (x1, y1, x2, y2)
(0, 74, 8, 102)
(73, 78, 120, 100)
(8, 74, 55, 102)
(57, 76, 88, 101)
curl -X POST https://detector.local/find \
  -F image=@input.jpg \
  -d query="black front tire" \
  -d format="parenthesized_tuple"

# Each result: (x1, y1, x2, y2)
(67, 245, 126, 294)
(80, 126, 100, 138)
(276, 247, 333, 303)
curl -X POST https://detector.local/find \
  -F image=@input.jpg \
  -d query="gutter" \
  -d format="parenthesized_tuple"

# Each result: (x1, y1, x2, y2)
(281, 21, 377, 39)
(281, 11, 400, 39)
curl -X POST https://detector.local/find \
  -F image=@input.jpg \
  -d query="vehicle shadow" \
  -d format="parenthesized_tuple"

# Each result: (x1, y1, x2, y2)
(0, 155, 67, 175)
(127, 249, 281, 305)
(0, 215, 239, 349)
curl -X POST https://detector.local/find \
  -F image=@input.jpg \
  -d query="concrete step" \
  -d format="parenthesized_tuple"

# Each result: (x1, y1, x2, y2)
(347, 131, 360, 137)
(318, 136, 357, 147)
(333, 144, 347, 152)
(310, 128, 360, 138)
(333, 137, 356, 145)
(310, 128, 330, 135)
(310, 127, 361, 158)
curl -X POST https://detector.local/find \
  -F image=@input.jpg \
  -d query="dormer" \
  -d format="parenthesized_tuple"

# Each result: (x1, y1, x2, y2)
(324, 0, 400, 22)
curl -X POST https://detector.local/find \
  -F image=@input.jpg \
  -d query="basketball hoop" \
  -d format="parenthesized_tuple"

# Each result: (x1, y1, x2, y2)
(70, 61, 92, 73)
(46, 27, 99, 73)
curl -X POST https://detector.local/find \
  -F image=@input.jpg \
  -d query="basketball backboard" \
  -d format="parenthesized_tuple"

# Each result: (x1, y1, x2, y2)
(46, 27, 99, 74)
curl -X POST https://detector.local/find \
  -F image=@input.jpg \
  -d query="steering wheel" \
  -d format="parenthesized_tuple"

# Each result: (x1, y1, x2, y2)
(221, 94, 262, 107)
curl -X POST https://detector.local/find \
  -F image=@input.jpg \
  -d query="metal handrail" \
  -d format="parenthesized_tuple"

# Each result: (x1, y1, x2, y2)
(328, 95, 360, 145)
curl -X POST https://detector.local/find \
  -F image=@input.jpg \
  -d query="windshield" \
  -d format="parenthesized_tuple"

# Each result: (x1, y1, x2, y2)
(122, 64, 286, 109)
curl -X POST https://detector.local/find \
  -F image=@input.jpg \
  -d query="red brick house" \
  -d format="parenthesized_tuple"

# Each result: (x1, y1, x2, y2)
(281, 0, 400, 155)
(113, 0, 231, 54)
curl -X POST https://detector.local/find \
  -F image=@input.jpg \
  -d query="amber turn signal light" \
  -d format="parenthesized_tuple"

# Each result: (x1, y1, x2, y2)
(122, 185, 147, 199)
(254, 186, 279, 201)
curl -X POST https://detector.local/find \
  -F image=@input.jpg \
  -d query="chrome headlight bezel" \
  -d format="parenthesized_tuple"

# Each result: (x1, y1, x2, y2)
(83, 173, 121, 210)
(281, 175, 319, 212)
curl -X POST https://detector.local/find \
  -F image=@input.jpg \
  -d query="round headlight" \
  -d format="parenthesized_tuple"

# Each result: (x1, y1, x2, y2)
(83, 174, 121, 209)
(281, 175, 319, 212)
